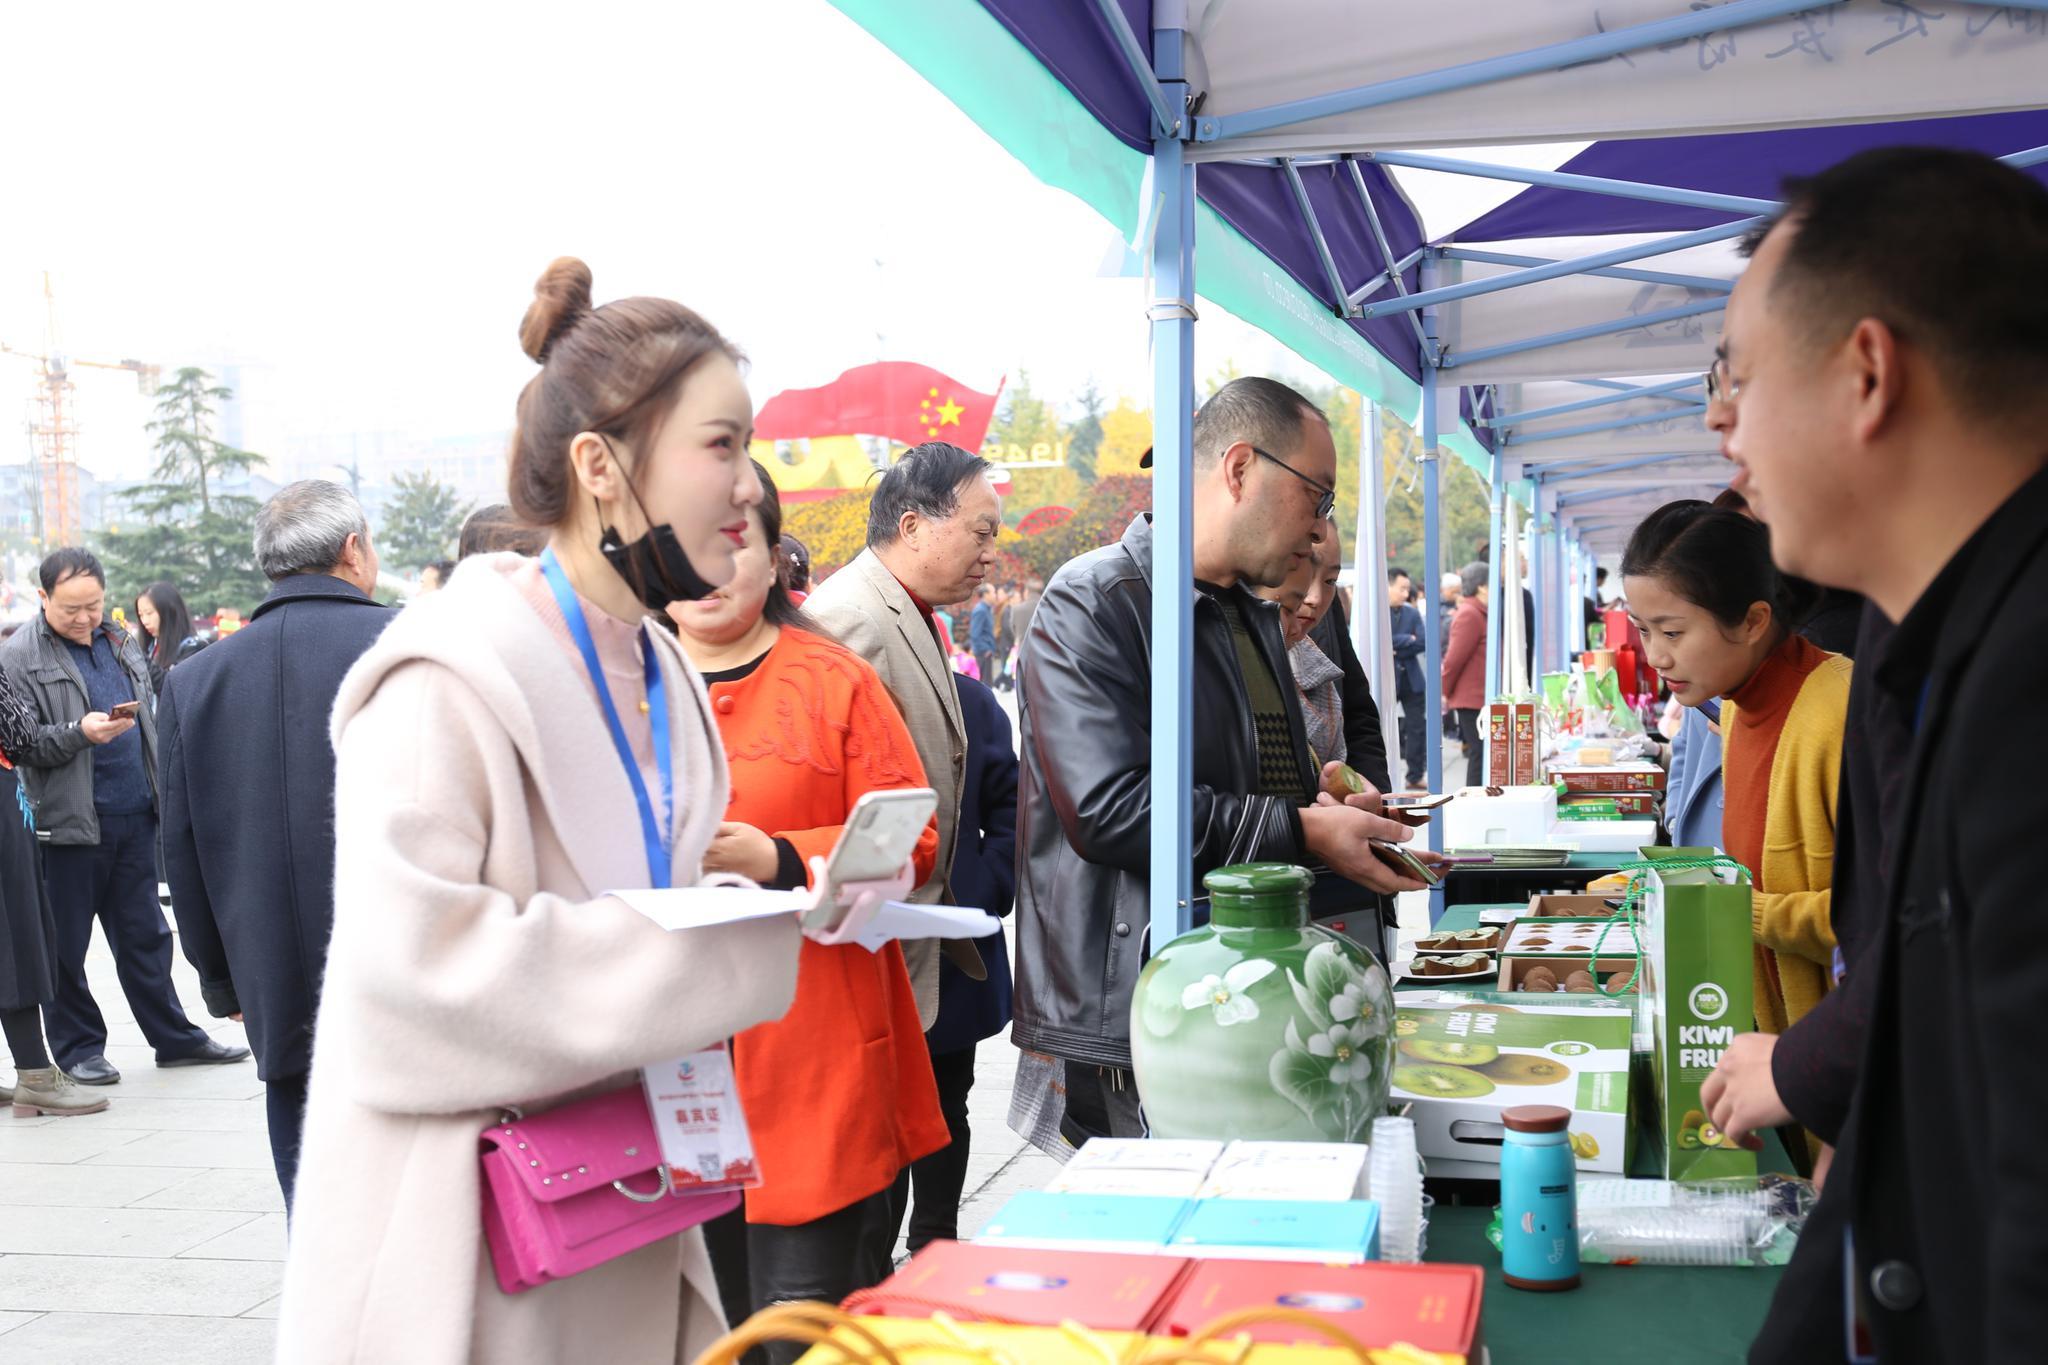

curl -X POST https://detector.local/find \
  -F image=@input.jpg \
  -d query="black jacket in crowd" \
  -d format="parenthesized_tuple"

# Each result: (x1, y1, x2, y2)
(1012, 514, 1317, 1070)
(157, 574, 393, 1083)
(927, 673, 1018, 1057)
(1390, 600, 1426, 700)
(1816, 464, 2048, 1362)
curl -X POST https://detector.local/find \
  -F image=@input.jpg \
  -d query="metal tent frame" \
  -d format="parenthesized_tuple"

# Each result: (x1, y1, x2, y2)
(830, 0, 2048, 945)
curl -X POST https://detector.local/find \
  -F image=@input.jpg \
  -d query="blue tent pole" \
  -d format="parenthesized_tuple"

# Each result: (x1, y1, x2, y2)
(1147, 12, 1196, 947)
(1419, 253, 1446, 925)
(1530, 494, 1549, 683)
(1483, 453, 1504, 701)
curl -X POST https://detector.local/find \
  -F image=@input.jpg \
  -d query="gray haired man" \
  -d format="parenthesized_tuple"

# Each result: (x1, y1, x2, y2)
(157, 479, 393, 1207)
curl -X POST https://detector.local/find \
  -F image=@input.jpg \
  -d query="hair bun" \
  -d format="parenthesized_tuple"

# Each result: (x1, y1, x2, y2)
(519, 257, 594, 364)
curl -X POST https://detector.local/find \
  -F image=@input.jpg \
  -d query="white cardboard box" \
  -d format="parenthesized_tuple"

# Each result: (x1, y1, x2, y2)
(1391, 1001, 1633, 1175)
(1197, 1141, 1371, 1201)
(1443, 785, 1558, 848)
(1047, 1138, 1223, 1198)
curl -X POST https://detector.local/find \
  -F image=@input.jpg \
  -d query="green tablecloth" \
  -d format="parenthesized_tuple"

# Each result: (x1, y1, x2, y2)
(1425, 1204, 1785, 1364)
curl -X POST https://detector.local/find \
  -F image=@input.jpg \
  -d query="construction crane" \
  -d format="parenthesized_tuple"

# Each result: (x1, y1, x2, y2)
(1, 273, 158, 548)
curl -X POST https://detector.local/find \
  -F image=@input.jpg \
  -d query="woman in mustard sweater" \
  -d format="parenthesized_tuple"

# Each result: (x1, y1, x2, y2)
(1622, 501, 1850, 1050)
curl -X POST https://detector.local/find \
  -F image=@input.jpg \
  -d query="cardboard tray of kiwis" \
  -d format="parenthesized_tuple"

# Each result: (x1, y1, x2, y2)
(1523, 893, 1620, 920)
(1498, 954, 1640, 996)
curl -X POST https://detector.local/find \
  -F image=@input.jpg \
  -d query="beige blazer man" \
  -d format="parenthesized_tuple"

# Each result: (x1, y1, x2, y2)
(807, 547, 965, 1028)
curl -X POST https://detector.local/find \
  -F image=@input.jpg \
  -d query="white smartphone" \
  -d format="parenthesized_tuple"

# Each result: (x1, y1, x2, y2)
(804, 788, 938, 933)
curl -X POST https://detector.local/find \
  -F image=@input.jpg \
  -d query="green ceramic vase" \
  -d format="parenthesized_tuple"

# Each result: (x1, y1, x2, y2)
(1129, 863, 1397, 1142)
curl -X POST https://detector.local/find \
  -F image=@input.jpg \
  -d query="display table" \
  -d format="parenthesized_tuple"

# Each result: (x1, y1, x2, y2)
(1397, 918, 1794, 1359)
(1439, 852, 1635, 911)
(1424, 1204, 1786, 1364)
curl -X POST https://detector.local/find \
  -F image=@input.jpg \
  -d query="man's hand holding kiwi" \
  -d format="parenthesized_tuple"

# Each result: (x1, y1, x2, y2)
(1299, 795, 1441, 894)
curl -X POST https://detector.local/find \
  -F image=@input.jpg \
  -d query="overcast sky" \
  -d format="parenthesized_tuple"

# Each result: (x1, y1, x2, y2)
(0, 0, 1563, 485)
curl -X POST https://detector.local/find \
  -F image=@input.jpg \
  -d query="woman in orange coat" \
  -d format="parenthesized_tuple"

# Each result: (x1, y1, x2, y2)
(671, 463, 946, 1357)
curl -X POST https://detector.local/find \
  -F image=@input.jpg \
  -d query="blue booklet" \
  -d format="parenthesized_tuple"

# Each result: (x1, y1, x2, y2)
(976, 1191, 1195, 1253)
(1171, 1198, 1381, 1263)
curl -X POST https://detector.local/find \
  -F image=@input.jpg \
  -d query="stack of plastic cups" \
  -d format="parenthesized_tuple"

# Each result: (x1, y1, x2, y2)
(1370, 1115, 1425, 1263)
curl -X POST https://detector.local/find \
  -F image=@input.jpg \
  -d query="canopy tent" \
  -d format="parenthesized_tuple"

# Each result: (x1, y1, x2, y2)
(829, 0, 2048, 941)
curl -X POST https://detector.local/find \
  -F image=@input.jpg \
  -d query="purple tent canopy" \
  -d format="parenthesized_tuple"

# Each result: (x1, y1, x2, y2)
(1453, 110, 2048, 240)
(982, 0, 1434, 381)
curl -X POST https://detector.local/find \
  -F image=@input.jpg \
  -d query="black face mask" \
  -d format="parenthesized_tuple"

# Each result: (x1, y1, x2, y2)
(599, 520, 719, 611)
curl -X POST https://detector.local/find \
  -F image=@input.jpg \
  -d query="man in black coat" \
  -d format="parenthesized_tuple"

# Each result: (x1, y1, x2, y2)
(1386, 567, 1427, 791)
(896, 673, 1018, 1253)
(158, 480, 394, 1207)
(1016, 378, 1431, 1141)
(1707, 148, 2048, 1362)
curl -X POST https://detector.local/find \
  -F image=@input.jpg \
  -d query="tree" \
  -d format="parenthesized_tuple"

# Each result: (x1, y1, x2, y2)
(981, 369, 1063, 464)
(1096, 398, 1152, 477)
(1377, 413, 1493, 577)
(379, 469, 473, 572)
(1065, 378, 1105, 485)
(99, 367, 269, 615)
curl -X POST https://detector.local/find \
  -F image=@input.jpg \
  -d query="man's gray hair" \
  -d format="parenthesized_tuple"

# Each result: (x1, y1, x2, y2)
(1191, 376, 1327, 470)
(255, 479, 369, 581)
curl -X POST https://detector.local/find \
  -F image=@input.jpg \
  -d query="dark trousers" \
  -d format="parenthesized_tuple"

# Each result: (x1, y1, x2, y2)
(1455, 709, 1484, 788)
(267, 1072, 309, 1214)
(717, 1190, 894, 1365)
(40, 812, 207, 1070)
(973, 650, 996, 684)
(902, 1043, 978, 1254)
(1396, 689, 1428, 788)
(1060, 1063, 1147, 1143)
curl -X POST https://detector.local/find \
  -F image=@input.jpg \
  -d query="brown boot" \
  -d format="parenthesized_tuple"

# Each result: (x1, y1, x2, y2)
(11, 1068, 110, 1118)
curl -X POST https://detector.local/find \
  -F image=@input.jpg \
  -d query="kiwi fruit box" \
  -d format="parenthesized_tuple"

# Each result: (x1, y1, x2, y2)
(1524, 893, 1618, 920)
(1391, 1001, 1632, 1174)
(1497, 955, 1640, 996)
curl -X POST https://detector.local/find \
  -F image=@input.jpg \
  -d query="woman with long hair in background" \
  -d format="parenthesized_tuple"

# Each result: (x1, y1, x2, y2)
(134, 581, 204, 695)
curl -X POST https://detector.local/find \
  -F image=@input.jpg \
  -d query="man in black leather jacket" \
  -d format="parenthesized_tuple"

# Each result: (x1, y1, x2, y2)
(1013, 377, 1432, 1140)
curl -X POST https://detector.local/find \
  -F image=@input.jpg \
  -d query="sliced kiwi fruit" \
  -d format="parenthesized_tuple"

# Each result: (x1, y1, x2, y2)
(1399, 1038, 1501, 1066)
(1392, 1063, 1496, 1099)
(1568, 1131, 1600, 1160)
(1677, 1108, 1706, 1150)
(1478, 1053, 1571, 1086)
(1699, 1121, 1727, 1148)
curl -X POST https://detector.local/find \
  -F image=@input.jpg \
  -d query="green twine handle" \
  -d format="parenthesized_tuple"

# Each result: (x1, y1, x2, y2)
(1592, 854, 1752, 997)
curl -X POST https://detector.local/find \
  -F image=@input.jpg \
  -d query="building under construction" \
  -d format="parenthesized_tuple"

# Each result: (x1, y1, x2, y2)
(1, 273, 156, 548)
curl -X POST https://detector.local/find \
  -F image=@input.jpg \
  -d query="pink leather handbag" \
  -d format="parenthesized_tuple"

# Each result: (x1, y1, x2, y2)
(479, 1082, 739, 1295)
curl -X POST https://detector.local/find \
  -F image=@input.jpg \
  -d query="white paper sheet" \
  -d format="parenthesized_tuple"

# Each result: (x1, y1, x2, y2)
(609, 887, 1000, 953)
(848, 901, 1001, 953)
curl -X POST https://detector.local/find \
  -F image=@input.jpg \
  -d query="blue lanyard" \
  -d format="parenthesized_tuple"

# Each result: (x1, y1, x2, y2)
(540, 550, 674, 888)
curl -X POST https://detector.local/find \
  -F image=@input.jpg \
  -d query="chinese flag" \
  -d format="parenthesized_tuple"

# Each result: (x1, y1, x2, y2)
(754, 361, 1002, 452)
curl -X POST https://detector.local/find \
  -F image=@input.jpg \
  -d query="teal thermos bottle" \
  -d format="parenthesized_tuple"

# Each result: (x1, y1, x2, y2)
(1501, 1104, 1581, 1291)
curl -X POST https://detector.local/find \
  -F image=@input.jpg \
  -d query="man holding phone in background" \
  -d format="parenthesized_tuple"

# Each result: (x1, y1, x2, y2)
(0, 549, 243, 1088)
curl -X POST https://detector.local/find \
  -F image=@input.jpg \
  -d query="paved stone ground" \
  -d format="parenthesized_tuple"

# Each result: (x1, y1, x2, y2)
(0, 704, 1459, 1363)
(0, 919, 1066, 1363)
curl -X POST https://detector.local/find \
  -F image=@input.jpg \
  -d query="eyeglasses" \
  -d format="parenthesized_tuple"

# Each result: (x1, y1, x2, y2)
(1704, 356, 1742, 405)
(1252, 446, 1337, 521)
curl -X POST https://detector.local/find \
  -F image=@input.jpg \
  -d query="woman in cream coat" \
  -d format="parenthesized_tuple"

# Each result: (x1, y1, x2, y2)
(276, 260, 801, 1364)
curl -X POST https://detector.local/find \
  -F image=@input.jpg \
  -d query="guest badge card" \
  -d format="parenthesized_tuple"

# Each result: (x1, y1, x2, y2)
(640, 1046, 760, 1191)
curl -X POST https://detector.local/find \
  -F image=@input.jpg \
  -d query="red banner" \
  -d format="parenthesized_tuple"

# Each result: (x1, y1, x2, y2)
(755, 361, 1001, 451)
